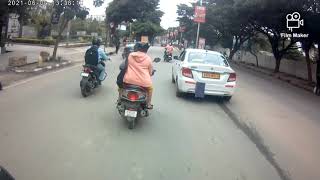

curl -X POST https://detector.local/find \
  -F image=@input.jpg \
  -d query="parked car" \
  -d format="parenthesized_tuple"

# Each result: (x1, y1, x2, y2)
(122, 43, 135, 59)
(171, 49, 236, 101)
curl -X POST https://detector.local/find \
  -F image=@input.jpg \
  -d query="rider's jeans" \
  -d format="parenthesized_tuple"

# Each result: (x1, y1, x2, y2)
(97, 63, 106, 81)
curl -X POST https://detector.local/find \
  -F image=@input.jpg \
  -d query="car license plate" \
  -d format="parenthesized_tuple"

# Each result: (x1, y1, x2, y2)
(81, 72, 89, 77)
(202, 72, 220, 79)
(125, 110, 137, 118)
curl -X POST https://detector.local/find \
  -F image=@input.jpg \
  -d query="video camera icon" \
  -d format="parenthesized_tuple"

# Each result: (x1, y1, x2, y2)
(286, 12, 304, 32)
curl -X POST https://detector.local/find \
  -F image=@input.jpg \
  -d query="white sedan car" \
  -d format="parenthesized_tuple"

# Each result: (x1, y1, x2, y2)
(172, 49, 236, 100)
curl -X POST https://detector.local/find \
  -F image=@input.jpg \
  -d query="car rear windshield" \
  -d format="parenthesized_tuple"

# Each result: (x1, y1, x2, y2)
(188, 52, 229, 67)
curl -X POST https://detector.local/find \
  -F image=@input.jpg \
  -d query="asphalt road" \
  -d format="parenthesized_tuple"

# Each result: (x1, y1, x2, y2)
(1, 46, 315, 180)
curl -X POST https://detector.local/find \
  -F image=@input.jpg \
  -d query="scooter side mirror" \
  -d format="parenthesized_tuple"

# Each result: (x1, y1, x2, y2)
(153, 58, 161, 63)
(173, 56, 179, 60)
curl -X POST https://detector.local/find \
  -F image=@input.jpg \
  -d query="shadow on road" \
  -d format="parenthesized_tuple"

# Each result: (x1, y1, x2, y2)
(177, 93, 225, 105)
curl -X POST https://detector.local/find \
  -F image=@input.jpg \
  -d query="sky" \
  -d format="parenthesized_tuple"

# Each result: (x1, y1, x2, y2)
(81, 0, 193, 29)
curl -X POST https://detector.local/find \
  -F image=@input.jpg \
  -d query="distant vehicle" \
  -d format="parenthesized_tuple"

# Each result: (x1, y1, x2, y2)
(161, 42, 167, 47)
(122, 43, 135, 59)
(172, 49, 236, 101)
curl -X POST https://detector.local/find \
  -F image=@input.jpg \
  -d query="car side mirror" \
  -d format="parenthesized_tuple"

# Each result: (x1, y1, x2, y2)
(173, 56, 179, 60)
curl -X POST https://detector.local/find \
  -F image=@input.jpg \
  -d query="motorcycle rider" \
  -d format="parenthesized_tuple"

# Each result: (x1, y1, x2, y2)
(121, 42, 154, 109)
(165, 42, 174, 60)
(85, 38, 110, 84)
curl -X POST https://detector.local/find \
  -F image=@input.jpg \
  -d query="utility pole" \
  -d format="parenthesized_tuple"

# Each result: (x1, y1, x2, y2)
(195, 0, 202, 49)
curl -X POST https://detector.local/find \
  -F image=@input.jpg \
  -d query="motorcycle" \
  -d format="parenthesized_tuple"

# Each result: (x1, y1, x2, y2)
(163, 50, 172, 62)
(80, 64, 104, 97)
(116, 58, 161, 129)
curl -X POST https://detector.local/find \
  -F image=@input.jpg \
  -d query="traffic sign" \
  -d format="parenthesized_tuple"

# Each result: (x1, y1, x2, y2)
(194, 6, 206, 23)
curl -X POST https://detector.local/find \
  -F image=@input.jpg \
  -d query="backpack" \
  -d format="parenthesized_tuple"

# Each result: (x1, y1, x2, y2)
(116, 58, 129, 88)
(85, 46, 99, 66)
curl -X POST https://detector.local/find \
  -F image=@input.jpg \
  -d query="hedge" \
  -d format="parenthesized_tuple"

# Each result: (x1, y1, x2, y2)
(12, 38, 55, 45)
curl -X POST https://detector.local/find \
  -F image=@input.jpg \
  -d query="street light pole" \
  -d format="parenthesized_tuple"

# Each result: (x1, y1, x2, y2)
(195, 0, 202, 49)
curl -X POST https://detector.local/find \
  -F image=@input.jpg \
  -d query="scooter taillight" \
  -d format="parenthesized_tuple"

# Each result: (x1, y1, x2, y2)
(84, 67, 92, 73)
(127, 91, 139, 101)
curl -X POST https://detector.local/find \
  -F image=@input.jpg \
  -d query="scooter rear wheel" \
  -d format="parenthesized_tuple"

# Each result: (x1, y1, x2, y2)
(127, 117, 136, 129)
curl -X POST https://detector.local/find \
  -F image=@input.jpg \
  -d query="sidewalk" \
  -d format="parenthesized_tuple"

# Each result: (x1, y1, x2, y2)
(232, 61, 315, 92)
(0, 45, 116, 88)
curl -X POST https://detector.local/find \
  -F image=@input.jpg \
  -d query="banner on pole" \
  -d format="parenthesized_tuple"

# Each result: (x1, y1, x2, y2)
(194, 6, 206, 23)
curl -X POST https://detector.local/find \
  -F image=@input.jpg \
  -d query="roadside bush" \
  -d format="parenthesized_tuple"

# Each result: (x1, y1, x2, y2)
(12, 38, 55, 45)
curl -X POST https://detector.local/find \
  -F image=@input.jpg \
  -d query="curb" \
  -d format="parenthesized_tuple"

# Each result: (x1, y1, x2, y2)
(12, 61, 72, 73)
(232, 62, 314, 93)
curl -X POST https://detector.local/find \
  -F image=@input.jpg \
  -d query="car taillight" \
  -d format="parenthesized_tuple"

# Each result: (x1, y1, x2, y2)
(127, 92, 139, 101)
(182, 67, 193, 78)
(228, 73, 236, 82)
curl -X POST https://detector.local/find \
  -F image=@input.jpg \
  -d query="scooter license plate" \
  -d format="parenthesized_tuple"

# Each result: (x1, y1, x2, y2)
(125, 110, 137, 118)
(81, 72, 89, 77)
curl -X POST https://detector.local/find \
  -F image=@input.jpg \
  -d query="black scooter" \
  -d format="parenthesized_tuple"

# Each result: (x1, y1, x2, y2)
(116, 58, 161, 129)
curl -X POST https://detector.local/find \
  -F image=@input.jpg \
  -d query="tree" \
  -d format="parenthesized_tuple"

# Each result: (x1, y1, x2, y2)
(244, 34, 270, 67)
(302, 0, 320, 92)
(51, 3, 89, 60)
(0, 0, 30, 53)
(132, 20, 164, 41)
(29, 2, 53, 38)
(177, 0, 254, 59)
(105, 0, 163, 42)
(238, 0, 308, 72)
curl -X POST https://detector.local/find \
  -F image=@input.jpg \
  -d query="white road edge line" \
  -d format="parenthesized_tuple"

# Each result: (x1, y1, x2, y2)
(3, 64, 82, 90)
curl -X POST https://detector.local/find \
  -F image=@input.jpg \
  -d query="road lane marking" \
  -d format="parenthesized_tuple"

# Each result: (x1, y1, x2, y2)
(3, 64, 82, 90)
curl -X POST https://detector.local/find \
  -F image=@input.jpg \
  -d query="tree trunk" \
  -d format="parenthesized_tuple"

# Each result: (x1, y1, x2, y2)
(305, 50, 313, 83)
(274, 57, 281, 73)
(316, 44, 320, 94)
(19, 20, 23, 38)
(250, 51, 259, 67)
(1, 15, 9, 54)
(52, 17, 68, 61)
(0, 24, 4, 54)
(255, 54, 259, 67)
(52, 34, 60, 60)
(229, 49, 236, 61)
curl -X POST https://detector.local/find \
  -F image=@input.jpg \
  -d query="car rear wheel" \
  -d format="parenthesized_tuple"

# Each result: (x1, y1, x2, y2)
(127, 117, 136, 129)
(224, 96, 232, 101)
(171, 71, 175, 84)
(176, 78, 184, 97)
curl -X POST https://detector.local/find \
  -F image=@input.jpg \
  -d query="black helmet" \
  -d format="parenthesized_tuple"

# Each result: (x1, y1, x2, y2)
(134, 42, 150, 52)
(92, 38, 102, 46)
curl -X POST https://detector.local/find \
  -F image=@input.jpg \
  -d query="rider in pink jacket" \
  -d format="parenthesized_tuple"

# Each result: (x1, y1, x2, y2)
(123, 43, 154, 109)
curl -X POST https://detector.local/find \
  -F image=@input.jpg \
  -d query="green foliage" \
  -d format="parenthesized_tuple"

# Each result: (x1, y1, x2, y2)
(132, 21, 164, 37)
(28, 2, 53, 38)
(283, 44, 304, 61)
(177, 0, 253, 55)
(106, 0, 163, 39)
(106, 0, 162, 24)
